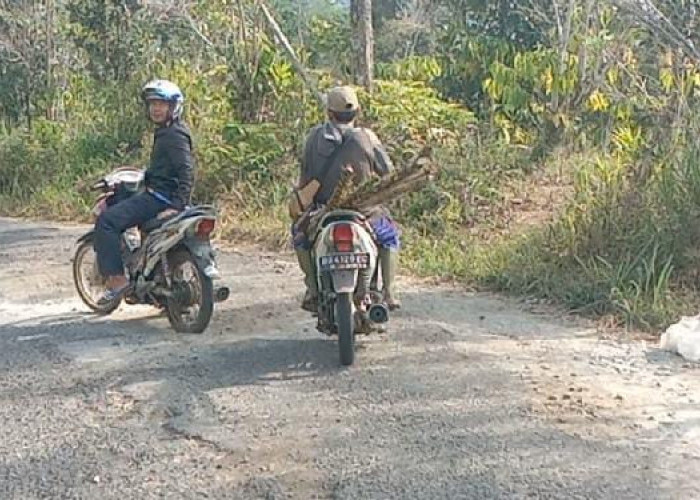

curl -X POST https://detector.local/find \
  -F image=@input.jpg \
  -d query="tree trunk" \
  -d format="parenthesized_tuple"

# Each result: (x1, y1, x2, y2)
(351, 0, 374, 92)
(550, 0, 576, 114)
(46, 0, 55, 120)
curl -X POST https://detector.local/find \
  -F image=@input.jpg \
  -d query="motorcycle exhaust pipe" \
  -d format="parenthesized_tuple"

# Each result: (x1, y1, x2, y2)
(368, 303, 389, 324)
(214, 286, 230, 303)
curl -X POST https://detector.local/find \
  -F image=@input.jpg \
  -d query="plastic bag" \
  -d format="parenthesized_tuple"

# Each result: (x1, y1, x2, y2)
(660, 315, 700, 363)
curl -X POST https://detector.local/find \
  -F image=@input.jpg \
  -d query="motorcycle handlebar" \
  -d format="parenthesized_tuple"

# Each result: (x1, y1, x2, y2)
(91, 179, 112, 192)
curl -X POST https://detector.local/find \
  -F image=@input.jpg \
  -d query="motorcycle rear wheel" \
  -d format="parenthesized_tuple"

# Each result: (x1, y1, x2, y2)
(336, 292, 355, 366)
(166, 249, 214, 334)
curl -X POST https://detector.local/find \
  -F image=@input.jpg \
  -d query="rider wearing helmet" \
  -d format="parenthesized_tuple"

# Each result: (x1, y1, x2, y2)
(93, 79, 195, 306)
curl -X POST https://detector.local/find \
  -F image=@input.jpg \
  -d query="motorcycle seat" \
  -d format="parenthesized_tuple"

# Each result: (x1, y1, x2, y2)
(319, 209, 365, 228)
(139, 205, 217, 234)
(140, 214, 177, 233)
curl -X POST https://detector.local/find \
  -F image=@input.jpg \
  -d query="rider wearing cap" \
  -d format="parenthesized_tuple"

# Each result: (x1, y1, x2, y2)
(293, 85, 402, 313)
(94, 79, 194, 306)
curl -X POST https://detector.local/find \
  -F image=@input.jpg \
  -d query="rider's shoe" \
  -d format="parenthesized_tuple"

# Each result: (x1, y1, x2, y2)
(97, 283, 131, 307)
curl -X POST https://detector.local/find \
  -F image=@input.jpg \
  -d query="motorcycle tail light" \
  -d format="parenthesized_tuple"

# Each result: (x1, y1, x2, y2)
(332, 223, 354, 252)
(196, 218, 216, 238)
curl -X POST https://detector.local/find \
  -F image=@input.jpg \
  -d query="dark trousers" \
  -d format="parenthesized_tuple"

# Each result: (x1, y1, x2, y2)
(94, 192, 166, 277)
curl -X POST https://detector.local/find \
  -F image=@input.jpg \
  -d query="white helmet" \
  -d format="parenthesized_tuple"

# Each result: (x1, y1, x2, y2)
(141, 79, 184, 120)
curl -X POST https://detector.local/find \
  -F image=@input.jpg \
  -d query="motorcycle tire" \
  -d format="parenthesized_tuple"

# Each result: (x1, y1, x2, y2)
(336, 292, 355, 366)
(165, 249, 214, 334)
(72, 236, 121, 315)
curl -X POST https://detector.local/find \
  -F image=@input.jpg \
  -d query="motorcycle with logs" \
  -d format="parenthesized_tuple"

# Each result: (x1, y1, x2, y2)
(311, 208, 389, 366)
(292, 149, 433, 366)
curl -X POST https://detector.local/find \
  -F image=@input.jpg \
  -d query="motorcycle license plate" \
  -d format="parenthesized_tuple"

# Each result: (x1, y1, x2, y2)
(319, 253, 370, 271)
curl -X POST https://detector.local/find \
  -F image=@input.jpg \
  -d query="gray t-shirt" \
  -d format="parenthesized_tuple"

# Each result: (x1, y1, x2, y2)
(299, 121, 393, 205)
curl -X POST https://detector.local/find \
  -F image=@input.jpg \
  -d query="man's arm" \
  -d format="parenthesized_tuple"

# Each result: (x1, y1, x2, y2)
(362, 128, 394, 177)
(298, 135, 311, 185)
(298, 127, 319, 185)
(166, 129, 194, 210)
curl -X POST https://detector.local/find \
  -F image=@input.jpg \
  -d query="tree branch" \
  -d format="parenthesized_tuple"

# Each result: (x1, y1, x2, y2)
(611, 0, 700, 61)
(258, 0, 325, 109)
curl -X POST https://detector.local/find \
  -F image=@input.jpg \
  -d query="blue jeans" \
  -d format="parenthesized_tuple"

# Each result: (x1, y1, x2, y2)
(94, 192, 167, 276)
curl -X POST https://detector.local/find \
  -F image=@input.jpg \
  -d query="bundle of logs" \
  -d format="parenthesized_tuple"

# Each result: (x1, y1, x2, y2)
(296, 146, 435, 234)
(330, 146, 435, 212)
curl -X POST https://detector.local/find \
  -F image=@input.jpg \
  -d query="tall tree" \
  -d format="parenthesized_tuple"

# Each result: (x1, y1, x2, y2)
(351, 0, 374, 91)
(66, 0, 149, 82)
(0, 0, 55, 129)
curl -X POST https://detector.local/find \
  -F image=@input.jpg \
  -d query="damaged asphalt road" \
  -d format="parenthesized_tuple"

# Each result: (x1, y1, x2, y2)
(0, 217, 698, 499)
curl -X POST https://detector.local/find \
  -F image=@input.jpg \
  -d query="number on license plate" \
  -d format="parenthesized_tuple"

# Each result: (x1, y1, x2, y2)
(319, 253, 369, 269)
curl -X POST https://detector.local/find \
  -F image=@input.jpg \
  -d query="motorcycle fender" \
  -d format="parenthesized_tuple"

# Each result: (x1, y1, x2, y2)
(330, 270, 357, 294)
(77, 230, 94, 244)
(181, 239, 213, 265)
(181, 238, 219, 278)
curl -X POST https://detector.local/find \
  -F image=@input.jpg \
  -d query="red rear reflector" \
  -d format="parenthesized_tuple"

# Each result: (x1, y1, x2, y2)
(196, 219, 216, 238)
(332, 223, 354, 252)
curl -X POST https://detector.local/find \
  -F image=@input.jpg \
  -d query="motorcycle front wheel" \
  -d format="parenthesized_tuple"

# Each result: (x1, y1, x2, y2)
(166, 249, 214, 334)
(72, 236, 121, 315)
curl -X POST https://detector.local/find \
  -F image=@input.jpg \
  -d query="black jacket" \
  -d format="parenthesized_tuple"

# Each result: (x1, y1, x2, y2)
(144, 120, 194, 210)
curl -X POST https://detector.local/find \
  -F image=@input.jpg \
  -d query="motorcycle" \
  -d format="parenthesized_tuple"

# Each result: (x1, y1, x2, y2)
(71, 166, 229, 333)
(312, 208, 389, 366)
